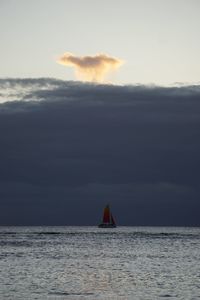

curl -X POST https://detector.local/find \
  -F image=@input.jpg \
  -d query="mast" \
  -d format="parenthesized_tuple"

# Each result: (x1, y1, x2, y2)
(111, 213, 116, 226)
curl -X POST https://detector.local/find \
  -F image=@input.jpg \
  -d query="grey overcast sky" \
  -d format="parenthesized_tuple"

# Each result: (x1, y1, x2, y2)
(0, 0, 200, 84)
(0, 79, 200, 226)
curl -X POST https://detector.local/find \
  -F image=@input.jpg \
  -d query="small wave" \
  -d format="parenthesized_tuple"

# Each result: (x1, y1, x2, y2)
(0, 230, 199, 240)
(37, 232, 62, 235)
(0, 232, 17, 235)
(49, 291, 94, 296)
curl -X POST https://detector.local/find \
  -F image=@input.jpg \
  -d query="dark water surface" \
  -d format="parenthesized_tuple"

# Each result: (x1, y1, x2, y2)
(0, 226, 199, 299)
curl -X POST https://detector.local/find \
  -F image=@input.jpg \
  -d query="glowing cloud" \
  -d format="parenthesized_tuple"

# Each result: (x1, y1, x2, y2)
(57, 52, 123, 82)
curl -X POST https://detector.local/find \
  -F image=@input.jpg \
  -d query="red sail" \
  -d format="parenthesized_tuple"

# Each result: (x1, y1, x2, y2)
(103, 205, 110, 223)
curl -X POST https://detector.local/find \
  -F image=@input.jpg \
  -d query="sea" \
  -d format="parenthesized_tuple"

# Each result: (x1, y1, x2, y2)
(0, 227, 199, 300)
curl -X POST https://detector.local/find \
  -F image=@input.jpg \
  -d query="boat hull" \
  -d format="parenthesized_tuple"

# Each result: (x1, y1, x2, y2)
(98, 223, 116, 228)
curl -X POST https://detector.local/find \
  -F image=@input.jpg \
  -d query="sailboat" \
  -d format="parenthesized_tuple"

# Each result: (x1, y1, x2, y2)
(98, 204, 116, 228)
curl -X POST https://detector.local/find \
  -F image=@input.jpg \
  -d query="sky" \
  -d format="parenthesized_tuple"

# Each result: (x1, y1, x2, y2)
(0, 1, 200, 226)
(1, 0, 200, 85)
(0, 79, 200, 225)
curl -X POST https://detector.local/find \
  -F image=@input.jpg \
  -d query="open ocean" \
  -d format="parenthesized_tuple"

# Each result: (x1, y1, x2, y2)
(0, 226, 199, 300)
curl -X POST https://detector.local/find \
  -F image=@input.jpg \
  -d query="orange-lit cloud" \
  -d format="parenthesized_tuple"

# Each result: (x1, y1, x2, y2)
(57, 52, 123, 82)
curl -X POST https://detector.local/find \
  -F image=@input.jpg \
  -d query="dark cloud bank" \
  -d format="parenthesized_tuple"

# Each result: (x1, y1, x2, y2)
(0, 78, 200, 226)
